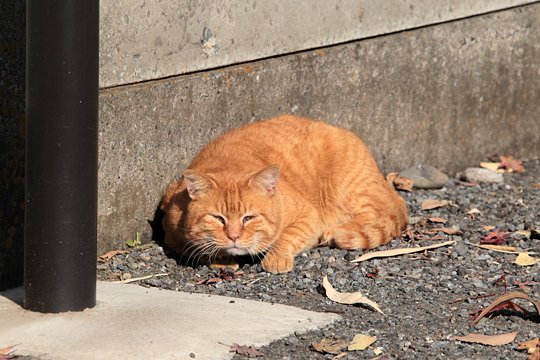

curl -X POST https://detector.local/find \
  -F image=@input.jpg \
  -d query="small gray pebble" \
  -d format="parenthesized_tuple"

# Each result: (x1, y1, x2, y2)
(399, 164, 449, 189)
(463, 168, 504, 183)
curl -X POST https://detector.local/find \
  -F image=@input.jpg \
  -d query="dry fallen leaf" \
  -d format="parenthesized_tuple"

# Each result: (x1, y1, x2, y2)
(386, 173, 414, 192)
(471, 291, 540, 326)
(452, 332, 518, 346)
(483, 225, 496, 231)
(518, 338, 539, 352)
(394, 176, 414, 192)
(533, 183, 540, 190)
(480, 230, 510, 245)
(311, 339, 349, 355)
(477, 244, 518, 253)
(421, 199, 449, 211)
(322, 276, 384, 314)
(518, 338, 540, 360)
(348, 334, 377, 351)
(480, 162, 504, 173)
(515, 253, 540, 266)
(467, 208, 483, 219)
(428, 217, 448, 223)
(516, 230, 540, 240)
(499, 155, 525, 173)
(228, 343, 264, 358)
(430, 227, 460, 235)
(98, 249, 130, 262)
(351, 240, 455, 263)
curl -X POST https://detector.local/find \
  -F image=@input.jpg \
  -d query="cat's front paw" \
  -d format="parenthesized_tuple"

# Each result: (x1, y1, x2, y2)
(262, 254, 294, 273)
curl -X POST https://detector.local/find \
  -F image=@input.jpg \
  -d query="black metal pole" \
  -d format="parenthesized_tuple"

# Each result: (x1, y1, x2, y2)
(25, 0, 98, 312)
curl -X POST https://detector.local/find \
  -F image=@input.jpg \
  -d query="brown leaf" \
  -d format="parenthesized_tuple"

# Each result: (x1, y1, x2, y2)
(480, 162, 504, 173)
(195, 268, 244, 285)
(394, 176, 414, 192)
(471, 291, 540, 326)
(98, 249, 129, 262)
(515, 253, 540, 266)
(480, 230, 510, 245)
(229, 343, 264, 357)
(477, 244, 518, 253)
(421, 199, 449, 211)
(348, 334, 377, 351)
(471, 300, 530, 320)
(518, 338, 540, 351)
(322, 276, 384, 314)
(386, 173, 414, 192)
(467, 208, 483, 219)
(311, 339, 349, 355)
(428, 217, 448, 224)
(533, 183, 540, 190)
(499, 155, 525, 173)
(430, 227, 460, 235)
(452, 332, 518, 346)
(351, 240, 455, 263)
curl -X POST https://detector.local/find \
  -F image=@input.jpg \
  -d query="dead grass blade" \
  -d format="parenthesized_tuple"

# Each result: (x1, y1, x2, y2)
(113, 273, 169, 284)
(351, 240, 455, 263)
(471, 291, 540, 326)
(322, 276, 384, 315)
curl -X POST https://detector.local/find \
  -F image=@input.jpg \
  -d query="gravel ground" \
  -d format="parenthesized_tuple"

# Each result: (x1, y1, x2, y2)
(98, 159, 540, 359)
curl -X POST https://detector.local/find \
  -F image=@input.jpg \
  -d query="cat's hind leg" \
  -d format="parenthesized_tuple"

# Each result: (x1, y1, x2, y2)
(322, 201, 407, 250)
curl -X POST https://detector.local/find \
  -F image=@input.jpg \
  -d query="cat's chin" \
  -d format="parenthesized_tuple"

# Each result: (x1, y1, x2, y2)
(226, 247, 250, 256)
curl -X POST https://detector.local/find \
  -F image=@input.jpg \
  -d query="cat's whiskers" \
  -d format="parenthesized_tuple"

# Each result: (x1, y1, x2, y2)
(193, 241, 218, 266)
(184, 238, 214, 266)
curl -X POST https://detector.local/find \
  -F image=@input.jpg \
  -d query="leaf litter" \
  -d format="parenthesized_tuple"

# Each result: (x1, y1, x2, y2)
(386, 173, 414, 192)
(351, 240, 455, 263)
(514, 253, 540, 266)
(223, 343, 264, 358)
(347, 334, 377, 351)
(452, 332, 518, 346)
(471, 291, 540, 326)
(322, 276, 384, 314)
(421, 199, 449, 210)
(480, 230, 510, 245)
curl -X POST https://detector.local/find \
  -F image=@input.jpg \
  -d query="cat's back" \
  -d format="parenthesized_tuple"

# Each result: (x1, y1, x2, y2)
(192, 115, 372, 169)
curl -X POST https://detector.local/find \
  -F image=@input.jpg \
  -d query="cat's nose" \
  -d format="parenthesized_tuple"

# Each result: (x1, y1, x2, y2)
(227, 233, 240, 242)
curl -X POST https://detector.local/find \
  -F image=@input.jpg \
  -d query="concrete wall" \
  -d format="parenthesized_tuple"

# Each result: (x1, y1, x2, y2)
(98, 4, 540, 252)
(100, 0, 536, 87)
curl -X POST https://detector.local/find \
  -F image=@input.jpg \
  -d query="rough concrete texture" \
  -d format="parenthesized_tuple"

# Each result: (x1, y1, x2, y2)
(0, 0, 25, 290)
(0, 281, 339, 359)
(99, 0, 536, 87)
(98, 4, 539, 252)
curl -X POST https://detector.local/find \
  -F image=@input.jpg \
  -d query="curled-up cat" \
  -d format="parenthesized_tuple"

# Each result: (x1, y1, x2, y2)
(160, 115, 408, 273)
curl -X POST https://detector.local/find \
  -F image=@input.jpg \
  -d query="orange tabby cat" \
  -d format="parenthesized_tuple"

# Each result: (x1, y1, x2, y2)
(160, 115, 407, 273)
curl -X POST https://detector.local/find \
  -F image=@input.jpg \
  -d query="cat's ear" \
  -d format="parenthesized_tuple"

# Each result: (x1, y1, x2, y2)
(183, 170, 215, 200)
(249, 165, 280, 196)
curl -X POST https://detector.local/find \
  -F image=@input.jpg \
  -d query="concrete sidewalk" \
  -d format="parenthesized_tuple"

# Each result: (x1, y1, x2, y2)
(0, 281, 339, 359)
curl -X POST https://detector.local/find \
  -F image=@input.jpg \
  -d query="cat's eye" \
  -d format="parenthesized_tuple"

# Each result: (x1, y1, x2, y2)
(242, 215, 256, 223)
(211, 214, 226, 225)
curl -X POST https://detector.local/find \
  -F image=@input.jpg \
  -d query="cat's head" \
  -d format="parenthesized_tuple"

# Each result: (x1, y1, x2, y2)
(179, 165, 282, 258)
